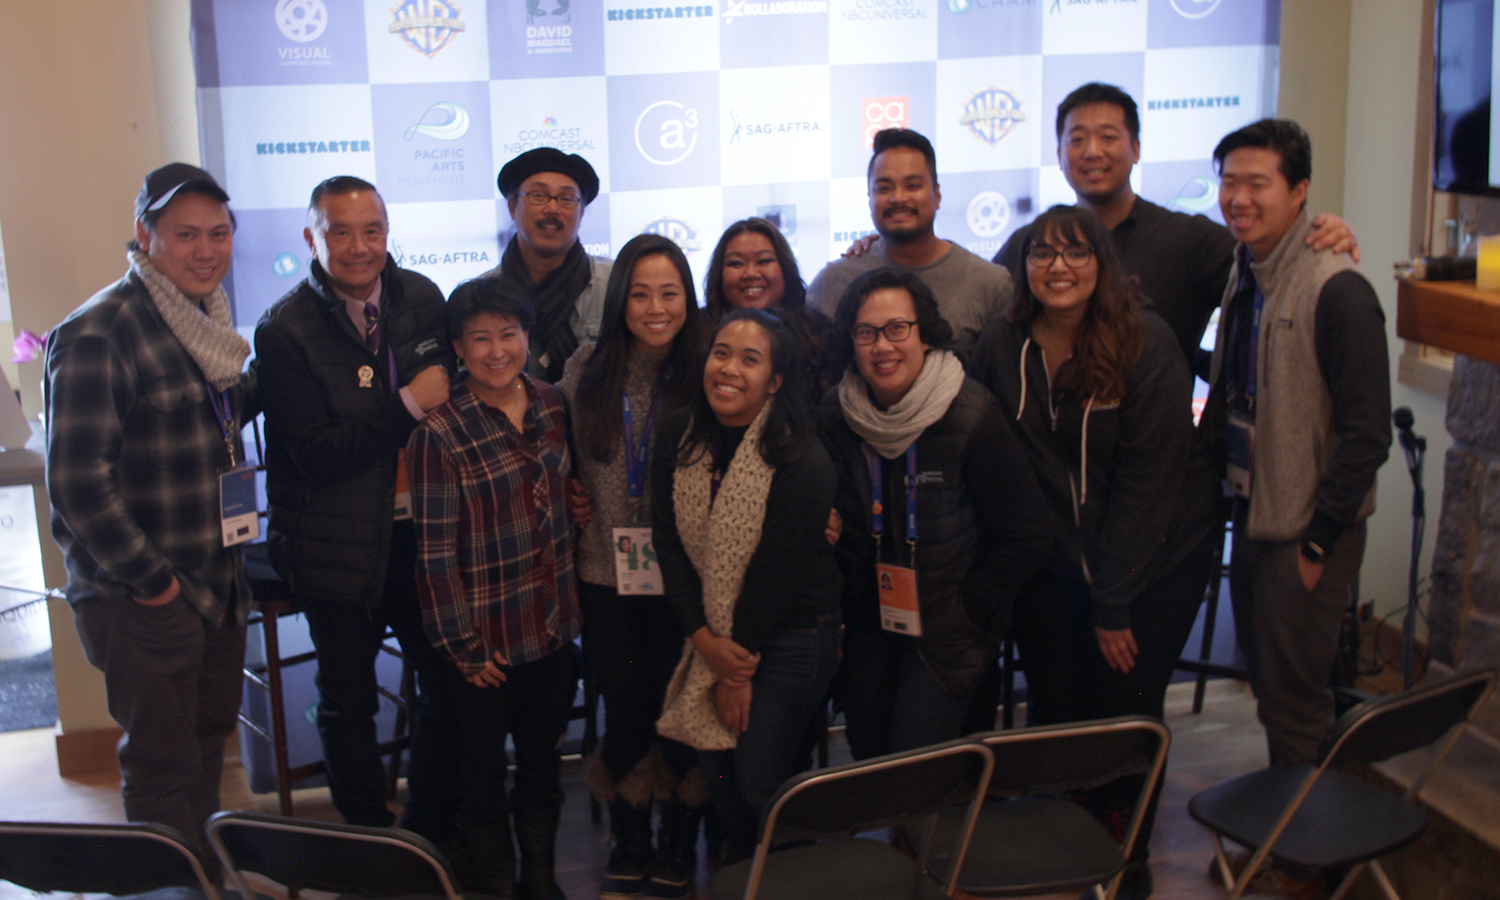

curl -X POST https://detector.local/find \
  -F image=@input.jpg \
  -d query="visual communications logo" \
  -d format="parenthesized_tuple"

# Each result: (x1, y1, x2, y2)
(272, 252, 302, 277)
(841, 0, 928, 22)
(502, 118, 597, 156)
(728, 110, 822, 145)
(607, 5, 716, 21)
(966, 191, 1010, 238)
(405, 102, 471, 141)
(723, 0, 828, 23)
(861, 96, 908, 149)
(390, 241, 494, 268)
(1169, 0, 1220, 19)
(389, 0, 468, 58)
(635, 100, 700, 166)
(1171, 177, 1218, 213)
(642, 217, 702, 254)
(276, 0, 328, 42)
(960, 88, 1025, 146)
(756, 204, 797, 236)
(1145, 95, 1239, 111)
(255, 139, 372, 155)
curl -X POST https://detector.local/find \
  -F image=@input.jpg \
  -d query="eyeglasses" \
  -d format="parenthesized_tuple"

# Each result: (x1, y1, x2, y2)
(520, 190, 582, 209)
(852, 319, 917, 346)
(1026, 244, 1095, 268)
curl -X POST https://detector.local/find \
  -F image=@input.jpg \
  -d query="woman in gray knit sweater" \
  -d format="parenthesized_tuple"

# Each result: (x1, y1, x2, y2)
(557, 234, 705, 900)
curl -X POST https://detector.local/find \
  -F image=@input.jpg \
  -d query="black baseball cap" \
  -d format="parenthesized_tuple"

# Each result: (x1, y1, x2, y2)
(496, 148, 599, 204)
(135, 163, 230, 219)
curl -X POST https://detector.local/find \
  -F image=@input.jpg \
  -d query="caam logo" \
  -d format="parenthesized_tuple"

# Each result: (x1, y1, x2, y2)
(728, 110, 822, 145)
(635, 100, 700, 166)
(641, 217, 701, 254)
(389, 0, 468, 58)
(275, 0, 332, 64)
(960, 88, 1024, 147)
(862, 96, 908, 149)
(1169, 0, 1220, 19)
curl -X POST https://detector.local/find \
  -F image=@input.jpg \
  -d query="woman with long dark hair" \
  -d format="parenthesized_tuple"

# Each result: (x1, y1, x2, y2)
(556, 234, 705, 900)
(703, 218, 842, 405)
(971, 205, 1213, 900)
(651, 309, 842, 867)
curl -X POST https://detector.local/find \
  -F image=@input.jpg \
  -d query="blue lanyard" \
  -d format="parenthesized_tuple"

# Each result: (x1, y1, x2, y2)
(867, 444, 918, 550)
(622, 389, 666, 498)
(387, 344, 398, 389)
(1229, 256, 1265, 409)
(205, 385, 236, 466)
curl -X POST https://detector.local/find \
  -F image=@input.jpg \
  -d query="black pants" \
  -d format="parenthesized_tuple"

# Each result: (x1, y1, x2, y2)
(1014, 544, 1217, 859)
(301, 523, 460, 837)
(838, 626, 978, 760)
(579, 582, 697, 785)
(73, 592, 247, 852)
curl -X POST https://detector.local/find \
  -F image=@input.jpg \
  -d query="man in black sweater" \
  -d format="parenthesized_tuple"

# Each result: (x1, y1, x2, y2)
(256, 177, 459, 842)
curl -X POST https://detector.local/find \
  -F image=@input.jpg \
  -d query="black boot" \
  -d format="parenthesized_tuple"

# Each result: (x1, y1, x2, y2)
(643, 801, 702, 900)
(513, 800, 566, 900)
(599, 800, 654, 900)
(453, 821, 516, 899)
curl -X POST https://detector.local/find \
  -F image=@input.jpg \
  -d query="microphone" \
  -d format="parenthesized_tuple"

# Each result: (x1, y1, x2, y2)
(1393, 407, 1423, 471)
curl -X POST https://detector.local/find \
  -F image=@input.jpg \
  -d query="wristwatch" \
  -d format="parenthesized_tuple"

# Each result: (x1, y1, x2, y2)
(1300, 539, 1326, 564)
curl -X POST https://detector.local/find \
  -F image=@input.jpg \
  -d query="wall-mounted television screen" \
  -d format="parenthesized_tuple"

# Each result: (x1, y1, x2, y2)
(1435, 0, 1500, 194)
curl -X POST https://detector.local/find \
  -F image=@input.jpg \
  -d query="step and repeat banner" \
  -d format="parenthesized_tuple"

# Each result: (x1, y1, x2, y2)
(191, 0, 1281, 329)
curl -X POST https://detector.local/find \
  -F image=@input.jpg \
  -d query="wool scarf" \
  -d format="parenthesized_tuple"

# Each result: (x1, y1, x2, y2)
(501, 235, 592, 381)
(838, 348, 965, 459)
(656, 402, 776, 751)
(129, 250, 250, 391)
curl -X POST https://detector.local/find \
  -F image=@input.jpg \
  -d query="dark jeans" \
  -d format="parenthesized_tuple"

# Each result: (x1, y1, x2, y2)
(1013, 544, 1217, 862)
(838, 625, 977, 760)
(453, 646, 577, 828)
(580, 582, 697, 785)
(700, 617, 842, 864)
(1231, 520, 1367, 765)
(73, 592, 247, 851)
(301, 523, 459, 836)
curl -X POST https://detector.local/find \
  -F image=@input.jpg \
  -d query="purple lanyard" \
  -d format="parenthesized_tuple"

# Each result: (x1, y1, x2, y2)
(867, 443, 918, 550)
(205, 385, 236, 466)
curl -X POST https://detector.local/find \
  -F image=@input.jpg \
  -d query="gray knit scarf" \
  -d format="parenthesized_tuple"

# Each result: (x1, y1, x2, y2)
(129, 250, 251, 390)
(838, 348, 966, 459)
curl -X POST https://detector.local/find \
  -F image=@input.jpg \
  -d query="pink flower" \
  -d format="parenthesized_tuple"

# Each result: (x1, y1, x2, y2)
(11, 329, 46, 364)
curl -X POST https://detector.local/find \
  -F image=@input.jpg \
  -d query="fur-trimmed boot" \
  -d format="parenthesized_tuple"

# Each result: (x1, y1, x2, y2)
(643, 768, 709, 900)
(590, 752, 670, 900)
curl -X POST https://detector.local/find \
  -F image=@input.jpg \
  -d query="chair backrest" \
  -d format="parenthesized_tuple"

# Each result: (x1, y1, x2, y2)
(1321, 669, 1496, 769)
(207, 811, 461, 900)
(765, 738, 994, 839)
(0, 820, 218, 900)
(975, 716, 1172, 799)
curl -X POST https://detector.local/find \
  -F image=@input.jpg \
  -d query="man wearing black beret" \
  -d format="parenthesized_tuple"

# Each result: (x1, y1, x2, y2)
(488, 147, 611, 382)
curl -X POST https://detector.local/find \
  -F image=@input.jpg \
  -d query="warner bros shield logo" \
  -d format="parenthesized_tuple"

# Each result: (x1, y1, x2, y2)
(389, 0, 468, 58)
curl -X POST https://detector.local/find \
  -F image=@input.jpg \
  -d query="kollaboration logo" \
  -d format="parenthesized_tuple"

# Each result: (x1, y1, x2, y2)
(1146, 95, 1240, 111)
(502, 118, 598, 156)
(960, 88, 1024, 146)
(843, 0, 927, 22)
(635, 100, 699, 166)
(966, 191, 1010, 238)
(862, 96, 908, 149)
(642, 217, 702, 254)
(405, 102, 471, 141)
(256, 138, 371, 155)
(723, 0, 827, 23)
(1172, 176, 1218, 213)
(607, 5, 716, 21)
(728, 110, 821, 145)
(389, 0, 467, 58)
(391, 241, 493, 268)
(275, 0, 332, 64)
(272, 252, 302, 277)
(1170, 0, 1220, 18)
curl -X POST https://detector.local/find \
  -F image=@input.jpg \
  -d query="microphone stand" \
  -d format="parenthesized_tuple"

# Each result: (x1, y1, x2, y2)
(1397, 411, 1426, 689)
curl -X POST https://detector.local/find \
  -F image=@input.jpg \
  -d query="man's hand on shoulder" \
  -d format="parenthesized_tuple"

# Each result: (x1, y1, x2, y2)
(409, 365, 450, 411)
(842, 234, 879, 258)
(1307, 213, 1360, 264)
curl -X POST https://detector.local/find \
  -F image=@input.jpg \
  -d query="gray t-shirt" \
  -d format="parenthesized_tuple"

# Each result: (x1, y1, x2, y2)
(806, 238, 1013, 361)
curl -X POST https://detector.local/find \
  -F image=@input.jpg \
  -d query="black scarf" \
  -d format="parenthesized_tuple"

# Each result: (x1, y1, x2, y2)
(501, 235, 592, 382)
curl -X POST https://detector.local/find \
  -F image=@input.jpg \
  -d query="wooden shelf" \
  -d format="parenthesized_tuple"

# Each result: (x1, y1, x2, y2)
(1396, 279, 1500, 367)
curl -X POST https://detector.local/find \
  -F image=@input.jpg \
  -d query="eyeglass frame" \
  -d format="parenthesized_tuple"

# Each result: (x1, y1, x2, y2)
(852, 319, 918, 346)
(1025, 243, 1096, 268)
(518, 190, 583, 210)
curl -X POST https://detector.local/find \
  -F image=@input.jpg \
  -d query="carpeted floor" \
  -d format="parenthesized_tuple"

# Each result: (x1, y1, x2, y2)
(0, 649, 58, 733)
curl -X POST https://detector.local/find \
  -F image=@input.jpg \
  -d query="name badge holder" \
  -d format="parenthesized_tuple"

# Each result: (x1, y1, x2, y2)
(208, 386, 259, 547)
(870, 445, 921, 636)
(613, 527, 662, 595)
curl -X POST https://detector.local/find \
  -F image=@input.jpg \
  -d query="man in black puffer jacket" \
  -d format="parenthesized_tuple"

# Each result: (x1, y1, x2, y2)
(256, 176, 459, 841)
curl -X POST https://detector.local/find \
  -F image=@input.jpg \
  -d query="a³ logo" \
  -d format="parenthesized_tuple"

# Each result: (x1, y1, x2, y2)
(1169, 0, 1221, 19)
(635, 100, 700, 166)
(275, 0, 328, 42)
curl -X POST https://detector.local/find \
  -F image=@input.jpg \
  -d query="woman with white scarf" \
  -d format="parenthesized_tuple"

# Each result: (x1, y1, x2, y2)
(651, 308, 843, 867)
(819, 267, 1051, 761)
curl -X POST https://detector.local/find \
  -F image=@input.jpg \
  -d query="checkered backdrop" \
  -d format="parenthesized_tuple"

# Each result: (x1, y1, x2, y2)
(191, 0, 1282, 332)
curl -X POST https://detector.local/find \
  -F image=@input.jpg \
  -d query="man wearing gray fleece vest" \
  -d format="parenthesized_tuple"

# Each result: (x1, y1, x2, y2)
(1207, 120, 1391, 766)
